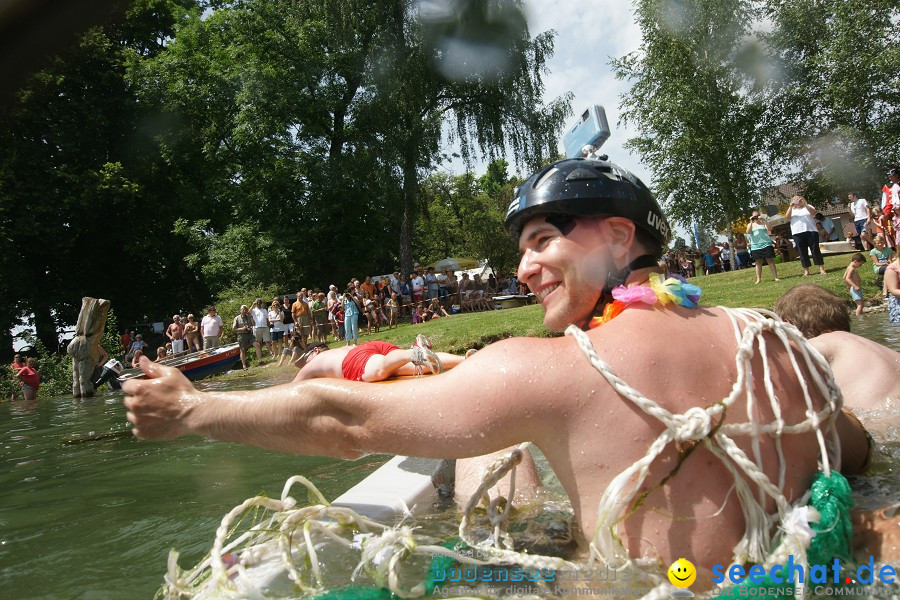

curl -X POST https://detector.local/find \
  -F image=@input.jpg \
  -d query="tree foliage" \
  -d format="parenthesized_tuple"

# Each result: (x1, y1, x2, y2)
(415, 160, 520, 276)
(762, 0, 899, 200)
(0, 0, 208, 354)
(0, 0, 568, 359)
(613, 0, 899, 231)
(612, 0, 769, 233)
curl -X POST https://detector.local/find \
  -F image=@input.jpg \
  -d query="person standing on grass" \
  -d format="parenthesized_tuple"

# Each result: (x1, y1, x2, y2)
(786, 195, 827, 277)
(849, 192, 871, 250)
(746, 210, 780, 284)
(312, 293, 328, 343)
(166, 315, 185, 355)
(292, 292, 311, 351)
(282, 295, 294, 336)
(250, 299, 273, 361)
(342, 290, 361, 346)
(870, 235, 893, 279)
(232, 305, 254, 370)
(268, 299, 286, 357)
(200, 306, 223, 349)
(732, 232, 750, 269)
(183, 315, 201, 353)
(843, 253, 866, 316)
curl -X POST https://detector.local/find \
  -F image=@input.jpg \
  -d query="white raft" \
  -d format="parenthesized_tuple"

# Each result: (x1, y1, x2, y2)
(333, 455, 454, 521)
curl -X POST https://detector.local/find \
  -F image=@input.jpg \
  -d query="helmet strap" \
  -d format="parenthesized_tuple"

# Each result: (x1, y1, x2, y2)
(585, 254, 660, 327)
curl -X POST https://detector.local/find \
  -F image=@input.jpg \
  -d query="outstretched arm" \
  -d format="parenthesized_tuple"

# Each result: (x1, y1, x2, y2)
(123, 336, 568, 460)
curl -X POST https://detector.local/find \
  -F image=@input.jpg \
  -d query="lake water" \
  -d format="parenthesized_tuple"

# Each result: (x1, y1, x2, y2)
(1, 312, 898, 599)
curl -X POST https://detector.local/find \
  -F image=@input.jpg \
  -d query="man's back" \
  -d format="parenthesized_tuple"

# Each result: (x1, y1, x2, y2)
(492, 302, 854, 579)
(809, 330, 900, 411)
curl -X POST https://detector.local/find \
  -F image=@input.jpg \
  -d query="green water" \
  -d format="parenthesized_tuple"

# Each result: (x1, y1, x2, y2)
(0, 371, 387, 599)
(1, 311, 898, 599)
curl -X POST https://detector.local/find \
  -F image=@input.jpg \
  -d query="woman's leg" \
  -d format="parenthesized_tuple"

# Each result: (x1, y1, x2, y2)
(351, 314, 360, 344)
(754, 259, 763, 284)
(361, 349, 417, 382)
(767, 258, 779, 280)
(807, 231, 826, 272)
(793, 233, 812, 274)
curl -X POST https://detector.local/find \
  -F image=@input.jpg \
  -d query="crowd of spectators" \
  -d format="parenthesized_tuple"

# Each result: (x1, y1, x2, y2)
(116, 266, 528, 367)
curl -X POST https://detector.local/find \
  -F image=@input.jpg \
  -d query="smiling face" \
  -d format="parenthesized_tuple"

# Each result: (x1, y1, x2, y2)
(517, 215, 619, 331)
(667, 558, 696, 588)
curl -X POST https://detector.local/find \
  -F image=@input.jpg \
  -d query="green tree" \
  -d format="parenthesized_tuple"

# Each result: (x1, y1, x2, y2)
(0, 0, 208, 357)
(612, 0, 769, 234)
(762, 0, 899, 199)
(142, 0, 402, 288)
(374, 0, 571, 275)
(415, 160, 520, 275)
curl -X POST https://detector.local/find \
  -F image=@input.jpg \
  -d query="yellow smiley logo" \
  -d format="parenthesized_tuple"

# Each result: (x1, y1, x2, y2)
(667, 558, 696, 588)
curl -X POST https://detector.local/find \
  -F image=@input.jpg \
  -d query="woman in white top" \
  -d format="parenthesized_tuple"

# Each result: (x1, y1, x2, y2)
(268, 299, 286, 356)
(785, 194, 827, 277)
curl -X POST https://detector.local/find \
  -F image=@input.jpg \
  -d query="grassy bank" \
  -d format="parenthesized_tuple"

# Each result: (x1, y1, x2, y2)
(223, 253, 884, 367)
(693, 254, 884, 309)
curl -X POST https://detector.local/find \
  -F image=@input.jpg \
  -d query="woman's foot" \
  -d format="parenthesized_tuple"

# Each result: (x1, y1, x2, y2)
(755, 279, 761, 285)
(774, 278, 780, 281)
(819, 268, 827, 275)
(802, 271, 810, 277)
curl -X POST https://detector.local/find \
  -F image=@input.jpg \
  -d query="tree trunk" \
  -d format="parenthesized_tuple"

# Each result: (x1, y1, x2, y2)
(399, 149, 417, 276)
(66, 297, 110, 398)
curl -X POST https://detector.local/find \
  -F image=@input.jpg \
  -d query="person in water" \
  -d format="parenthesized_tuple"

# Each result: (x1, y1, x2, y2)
(774, 284, 900, 412)
(123, 157, 879, 586)
(291, 334, 456, 382)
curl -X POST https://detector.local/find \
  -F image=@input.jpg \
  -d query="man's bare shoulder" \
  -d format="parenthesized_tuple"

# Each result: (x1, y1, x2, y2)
(811, 331, 900, 362)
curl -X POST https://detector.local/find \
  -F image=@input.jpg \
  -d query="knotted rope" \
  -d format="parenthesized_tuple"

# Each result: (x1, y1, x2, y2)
(564, 307, 844, 598)
(159, 307, 847, 600)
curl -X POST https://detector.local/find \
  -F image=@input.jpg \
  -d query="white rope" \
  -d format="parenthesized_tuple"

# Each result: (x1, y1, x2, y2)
(159, 307, 846, 600)
(565, 306, 844, 595)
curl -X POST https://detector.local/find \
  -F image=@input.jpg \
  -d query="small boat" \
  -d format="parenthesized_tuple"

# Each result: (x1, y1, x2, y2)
(118, 343, 242, 383)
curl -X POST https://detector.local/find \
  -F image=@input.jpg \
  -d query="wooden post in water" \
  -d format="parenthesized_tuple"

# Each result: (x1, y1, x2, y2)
(66, 297, 110, 398)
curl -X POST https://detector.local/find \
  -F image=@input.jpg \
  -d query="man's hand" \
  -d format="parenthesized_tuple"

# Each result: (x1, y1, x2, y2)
(123, 356, 202, 440)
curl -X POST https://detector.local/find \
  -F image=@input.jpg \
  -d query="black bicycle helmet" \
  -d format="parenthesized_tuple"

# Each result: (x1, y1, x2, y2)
(504, 157, 670, 246)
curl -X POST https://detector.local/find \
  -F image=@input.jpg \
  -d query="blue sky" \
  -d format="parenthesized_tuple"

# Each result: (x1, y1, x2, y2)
(446, 0, 649, 183)
(523, 0, 648, 180)
(446, 1, 695, 241)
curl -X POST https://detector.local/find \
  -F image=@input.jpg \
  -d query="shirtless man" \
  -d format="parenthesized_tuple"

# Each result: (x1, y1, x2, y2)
(774, 284, 900, 411)
(123, 158, 872, 585)
(165, 315, 185, 355)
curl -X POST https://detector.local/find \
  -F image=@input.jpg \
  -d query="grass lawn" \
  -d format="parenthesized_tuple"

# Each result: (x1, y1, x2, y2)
(329, 254, 886, 353)
(692, 254, 883, 309)
(227, 253, 884, 364)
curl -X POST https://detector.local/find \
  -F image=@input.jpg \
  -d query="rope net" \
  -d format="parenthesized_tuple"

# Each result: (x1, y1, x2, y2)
(157, 308, 848, 599)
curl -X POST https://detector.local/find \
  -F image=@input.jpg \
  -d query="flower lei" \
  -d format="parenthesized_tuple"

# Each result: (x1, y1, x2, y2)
(587, 273, 702, 329)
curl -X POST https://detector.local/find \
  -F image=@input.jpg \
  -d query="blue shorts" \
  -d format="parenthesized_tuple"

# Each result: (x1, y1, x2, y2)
(850, 288, 863, 302)
(271, 330, 285, 341)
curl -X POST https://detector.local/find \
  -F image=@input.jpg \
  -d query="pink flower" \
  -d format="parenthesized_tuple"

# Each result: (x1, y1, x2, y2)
(611, 285, 658, 305)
